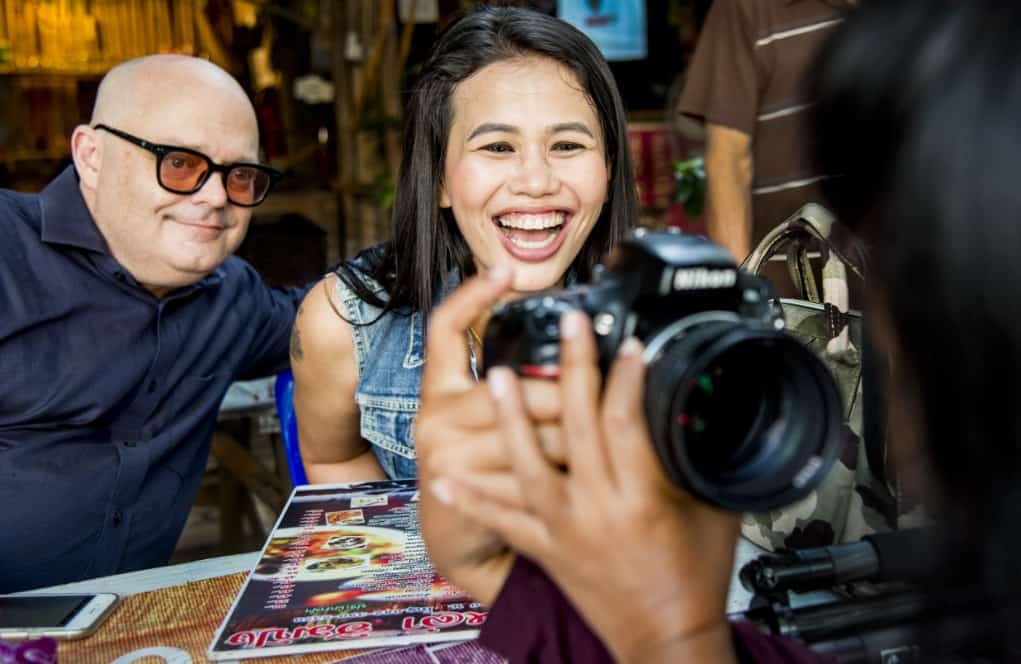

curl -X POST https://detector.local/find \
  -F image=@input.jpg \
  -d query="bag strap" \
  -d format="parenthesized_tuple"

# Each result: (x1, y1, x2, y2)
(742, 203, 865, 301)
(787, 240, 821, 303)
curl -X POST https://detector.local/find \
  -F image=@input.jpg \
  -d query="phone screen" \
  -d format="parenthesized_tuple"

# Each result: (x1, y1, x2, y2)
(0, 596, 91, 628)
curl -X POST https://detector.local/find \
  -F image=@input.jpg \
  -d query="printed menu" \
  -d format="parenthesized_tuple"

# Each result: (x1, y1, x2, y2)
(207, 480, 486, 660)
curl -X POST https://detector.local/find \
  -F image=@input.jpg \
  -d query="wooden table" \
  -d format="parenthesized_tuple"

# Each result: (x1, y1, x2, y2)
(10, 537, 775, 663)
(13, 553, 359, 663)
(15, 552, 259, 598)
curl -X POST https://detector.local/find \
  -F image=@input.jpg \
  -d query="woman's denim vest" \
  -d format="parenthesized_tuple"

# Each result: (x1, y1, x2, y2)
(333, 268, 453, 479)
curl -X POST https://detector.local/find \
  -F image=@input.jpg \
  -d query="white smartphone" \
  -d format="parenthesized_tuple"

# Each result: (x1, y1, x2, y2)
(0, 593, 119, 640)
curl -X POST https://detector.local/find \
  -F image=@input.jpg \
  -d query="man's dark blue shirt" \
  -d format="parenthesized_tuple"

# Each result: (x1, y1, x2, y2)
(0, 167, 307, 592)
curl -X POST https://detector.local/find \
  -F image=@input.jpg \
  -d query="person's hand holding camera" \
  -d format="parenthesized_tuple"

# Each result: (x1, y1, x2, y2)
(415, 267, 566, 605)
(431, 310, 740, 664)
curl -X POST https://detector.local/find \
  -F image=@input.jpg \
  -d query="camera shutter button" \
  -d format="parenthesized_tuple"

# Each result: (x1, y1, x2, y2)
(593, 312, 616, 335)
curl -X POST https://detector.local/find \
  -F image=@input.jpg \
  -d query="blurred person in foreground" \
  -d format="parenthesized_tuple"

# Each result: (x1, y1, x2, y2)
(0, 55, 305, 592)
(417, 0, 1021, 661)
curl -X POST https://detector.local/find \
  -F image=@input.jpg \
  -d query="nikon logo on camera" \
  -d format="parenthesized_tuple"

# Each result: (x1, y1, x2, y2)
(672, 268, 738, 290)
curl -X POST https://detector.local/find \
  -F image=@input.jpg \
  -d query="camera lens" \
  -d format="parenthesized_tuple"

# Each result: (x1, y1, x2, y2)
(644, 319, 843, 513)
(679, 349, 780, 477)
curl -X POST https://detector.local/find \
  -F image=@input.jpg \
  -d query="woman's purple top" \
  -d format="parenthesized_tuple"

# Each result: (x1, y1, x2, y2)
(478, 556, 830, 663)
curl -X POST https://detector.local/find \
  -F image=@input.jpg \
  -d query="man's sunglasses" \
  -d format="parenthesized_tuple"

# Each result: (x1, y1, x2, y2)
(93, 124, 282, 207)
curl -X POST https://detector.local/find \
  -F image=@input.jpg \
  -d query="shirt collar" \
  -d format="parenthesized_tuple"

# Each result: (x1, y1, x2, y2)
(39, 165, 111, 254)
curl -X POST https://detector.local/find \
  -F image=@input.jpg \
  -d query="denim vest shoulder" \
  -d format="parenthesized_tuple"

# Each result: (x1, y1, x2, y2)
(334, 267, 425, 480)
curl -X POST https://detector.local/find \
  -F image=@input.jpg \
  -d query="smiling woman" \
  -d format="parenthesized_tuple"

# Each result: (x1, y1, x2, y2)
(288, 5, 637, 485)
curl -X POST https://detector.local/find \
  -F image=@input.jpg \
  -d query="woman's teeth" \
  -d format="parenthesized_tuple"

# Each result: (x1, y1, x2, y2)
(496, 211, 566, 230)
(506, 232, 557, 249)
(496, 211, 565, 249)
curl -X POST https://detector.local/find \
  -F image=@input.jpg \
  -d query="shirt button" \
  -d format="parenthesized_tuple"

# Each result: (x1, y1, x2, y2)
(112, 511, 123, 527)
(147, 380, 157, 393)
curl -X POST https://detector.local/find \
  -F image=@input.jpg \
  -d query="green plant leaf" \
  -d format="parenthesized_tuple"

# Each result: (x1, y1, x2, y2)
(673, 156, 706, 217)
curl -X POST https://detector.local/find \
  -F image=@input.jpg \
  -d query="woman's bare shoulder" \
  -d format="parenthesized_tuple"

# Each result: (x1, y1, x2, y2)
(292, 274, 355, 363)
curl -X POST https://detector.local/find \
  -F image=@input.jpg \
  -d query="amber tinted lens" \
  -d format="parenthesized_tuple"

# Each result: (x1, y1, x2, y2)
(226, 166, 272, 205)
(159, 151, 209, 192)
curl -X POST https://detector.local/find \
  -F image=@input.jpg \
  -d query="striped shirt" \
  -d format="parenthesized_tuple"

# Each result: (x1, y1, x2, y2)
(679, 0, 852, 244)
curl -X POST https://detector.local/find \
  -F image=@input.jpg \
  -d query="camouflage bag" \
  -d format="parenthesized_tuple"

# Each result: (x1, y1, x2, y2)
(739, 203, 899, 551)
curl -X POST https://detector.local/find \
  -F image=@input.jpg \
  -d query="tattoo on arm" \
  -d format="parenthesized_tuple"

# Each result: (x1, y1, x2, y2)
(290, 299, 306, 361)
(290, 325, 303, 361)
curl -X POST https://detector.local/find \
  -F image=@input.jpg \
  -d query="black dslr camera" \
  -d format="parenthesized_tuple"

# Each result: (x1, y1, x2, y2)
(483, 229, 843, 513)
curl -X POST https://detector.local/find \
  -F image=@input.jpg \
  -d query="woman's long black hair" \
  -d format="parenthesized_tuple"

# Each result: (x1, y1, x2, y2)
(336, 5, 636, 317)
(812, 0, 1021, 653)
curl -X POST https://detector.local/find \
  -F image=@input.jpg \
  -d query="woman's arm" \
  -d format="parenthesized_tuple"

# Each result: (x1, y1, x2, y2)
(291, 276, 387, 484)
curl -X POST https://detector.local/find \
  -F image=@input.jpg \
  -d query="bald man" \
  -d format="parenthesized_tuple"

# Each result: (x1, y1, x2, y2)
(0, 55, 308, 592)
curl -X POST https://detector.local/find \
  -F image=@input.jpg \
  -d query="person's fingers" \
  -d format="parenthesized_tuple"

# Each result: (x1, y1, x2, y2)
(416, 381, 565, 494)
(600, 338, 664, 494)
(416, 422, 506, 471)
(420, 420, 565, 473)
(534, 423, 566, 467)
(439, 471, 528, 510)
(489, 367, 567, 520)
(558, 310, 613, 486)
(420, 381, 562, 431)
(520, 380, 563, 423)
(421, 268, 513, 399)
(430, 476, 553, 561)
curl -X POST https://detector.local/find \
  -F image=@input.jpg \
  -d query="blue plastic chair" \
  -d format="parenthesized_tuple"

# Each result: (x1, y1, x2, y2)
(274, 369, 309, 487)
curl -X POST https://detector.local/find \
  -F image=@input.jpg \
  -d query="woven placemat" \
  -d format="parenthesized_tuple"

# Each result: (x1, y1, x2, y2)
(59, 571, 372, 663)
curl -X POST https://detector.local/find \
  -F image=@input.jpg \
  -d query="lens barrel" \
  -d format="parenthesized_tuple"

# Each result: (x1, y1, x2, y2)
(643, 318, 843, 512)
